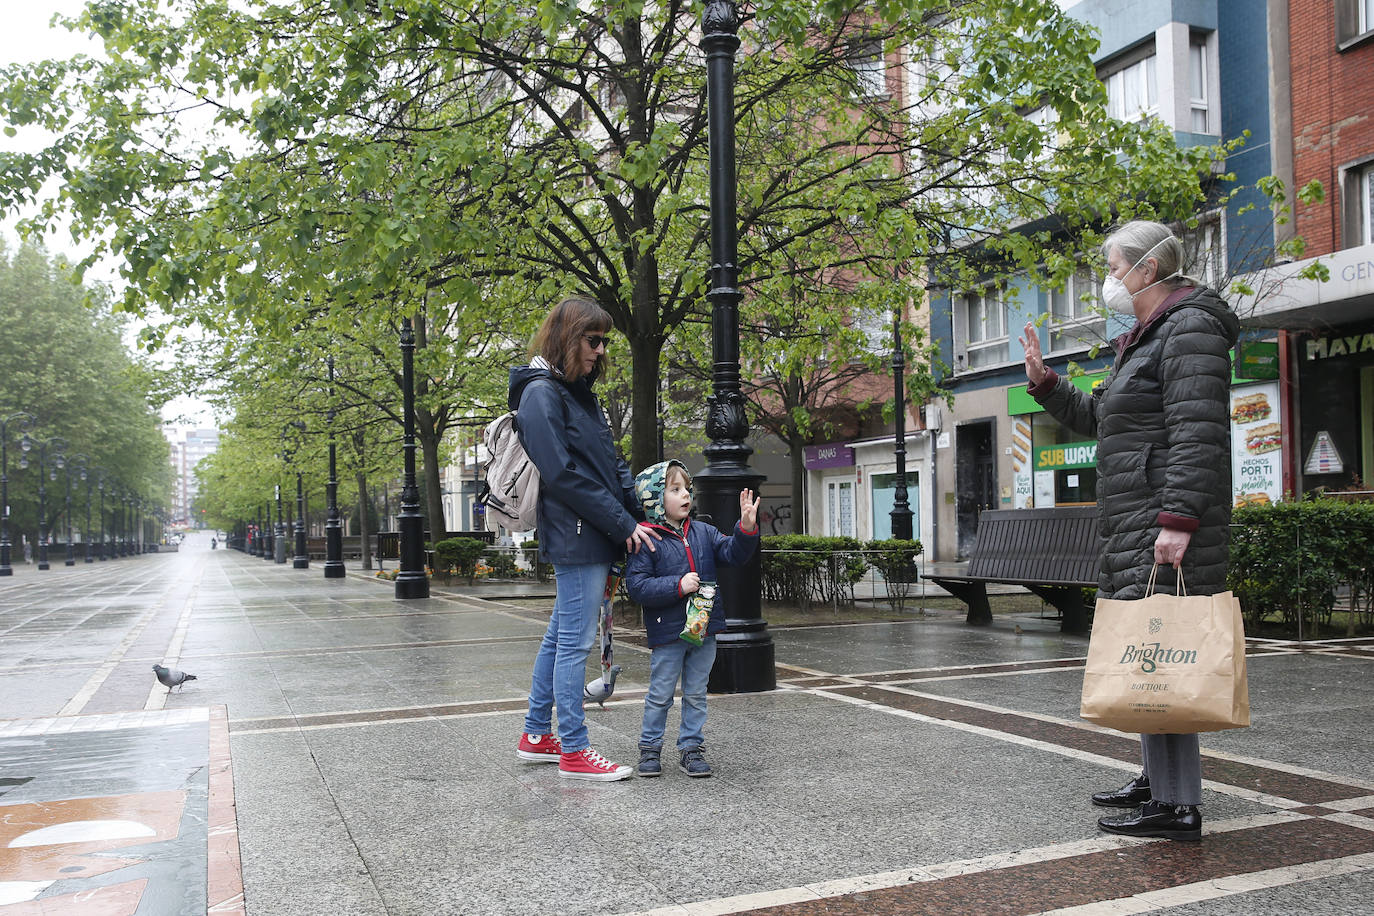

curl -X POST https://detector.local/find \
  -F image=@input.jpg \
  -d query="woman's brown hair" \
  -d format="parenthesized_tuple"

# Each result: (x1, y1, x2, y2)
(531, 296, 613, 381)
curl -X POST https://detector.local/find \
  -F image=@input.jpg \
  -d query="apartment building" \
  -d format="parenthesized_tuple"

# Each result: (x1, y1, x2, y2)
(925, 0, 1279, 559)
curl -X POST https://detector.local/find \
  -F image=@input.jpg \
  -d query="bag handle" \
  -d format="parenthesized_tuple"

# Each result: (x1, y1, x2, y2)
(1145, 564, 1188, 597)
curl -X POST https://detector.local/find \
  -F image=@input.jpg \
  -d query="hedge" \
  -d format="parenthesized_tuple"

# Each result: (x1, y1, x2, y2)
(760, 535, 923, 612)
(1229, 498, 1374, 635)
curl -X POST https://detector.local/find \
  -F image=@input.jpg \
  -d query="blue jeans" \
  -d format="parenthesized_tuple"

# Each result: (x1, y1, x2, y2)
(523, 562, 610, 754)
(639, 636, 716, 752)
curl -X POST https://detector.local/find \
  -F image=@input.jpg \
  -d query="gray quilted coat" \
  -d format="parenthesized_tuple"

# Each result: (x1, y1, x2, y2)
(1033, 287, 1240, 599)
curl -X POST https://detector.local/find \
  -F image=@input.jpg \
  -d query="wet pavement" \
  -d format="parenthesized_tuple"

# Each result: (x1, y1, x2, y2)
(1, 534, 1372, 915)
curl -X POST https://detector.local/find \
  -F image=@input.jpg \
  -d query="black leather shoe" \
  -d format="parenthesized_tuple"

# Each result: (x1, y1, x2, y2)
(1098, 800, 1202, 842)
(1092, 773, 1151, 808)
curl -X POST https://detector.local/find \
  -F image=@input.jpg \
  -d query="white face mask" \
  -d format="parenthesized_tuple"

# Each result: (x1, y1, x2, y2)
(1101, 237, 1179, 316)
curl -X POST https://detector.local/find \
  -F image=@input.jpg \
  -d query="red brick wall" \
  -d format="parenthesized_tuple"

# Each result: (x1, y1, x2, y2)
(1288, 0, 1374, 254)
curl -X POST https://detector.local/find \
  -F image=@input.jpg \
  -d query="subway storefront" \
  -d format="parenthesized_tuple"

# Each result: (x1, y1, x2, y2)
(1006, 343, 1283, 510)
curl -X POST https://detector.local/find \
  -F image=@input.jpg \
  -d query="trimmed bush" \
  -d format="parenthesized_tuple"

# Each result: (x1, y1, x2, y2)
(1229, 498, 1374, 636)
(433, 537, 488, 584)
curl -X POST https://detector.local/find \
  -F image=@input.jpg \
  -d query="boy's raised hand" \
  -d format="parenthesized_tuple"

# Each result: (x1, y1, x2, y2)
(739, 488, 760, 531)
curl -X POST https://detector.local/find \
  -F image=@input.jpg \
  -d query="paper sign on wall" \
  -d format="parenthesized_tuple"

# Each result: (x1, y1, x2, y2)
(1304, 431, 1344, 475)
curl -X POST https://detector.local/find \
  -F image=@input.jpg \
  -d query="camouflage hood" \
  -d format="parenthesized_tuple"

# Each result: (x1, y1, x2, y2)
(632, 460, 691, 526)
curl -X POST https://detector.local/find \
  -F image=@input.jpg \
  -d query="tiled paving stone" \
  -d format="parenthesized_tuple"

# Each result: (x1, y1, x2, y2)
(2, 533, 1373, 916)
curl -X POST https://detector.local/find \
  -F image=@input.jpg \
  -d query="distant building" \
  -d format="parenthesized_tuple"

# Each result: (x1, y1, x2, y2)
(164, 427, 220, 527)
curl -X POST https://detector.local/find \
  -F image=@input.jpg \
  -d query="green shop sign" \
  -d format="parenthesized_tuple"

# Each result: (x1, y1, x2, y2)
(1036, 440, 1098, 470)
(1007, 370, 1109, 416)
(1233, 340, 1279, 381)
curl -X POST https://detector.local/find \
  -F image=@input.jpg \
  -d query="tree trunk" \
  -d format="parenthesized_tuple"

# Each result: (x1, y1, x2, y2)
(356, 471, 373, 570)
(789, 436, 807, 534)
(628, 255, 663, 473)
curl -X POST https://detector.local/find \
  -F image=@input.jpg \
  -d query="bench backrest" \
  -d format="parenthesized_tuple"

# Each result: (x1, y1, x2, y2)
(966, 507, 1100, 585)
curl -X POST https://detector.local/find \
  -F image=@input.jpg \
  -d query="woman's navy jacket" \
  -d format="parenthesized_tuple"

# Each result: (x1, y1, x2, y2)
(509, 364, 643, 565)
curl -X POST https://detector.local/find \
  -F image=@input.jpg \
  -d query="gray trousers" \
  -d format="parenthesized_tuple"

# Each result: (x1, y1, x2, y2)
(1140, 733, 1202, 805)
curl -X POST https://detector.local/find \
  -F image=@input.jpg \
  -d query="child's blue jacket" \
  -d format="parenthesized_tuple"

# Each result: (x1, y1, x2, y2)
(625, 518, 759, 648)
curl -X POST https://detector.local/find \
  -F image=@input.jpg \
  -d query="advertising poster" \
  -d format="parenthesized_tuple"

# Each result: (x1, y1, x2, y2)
(1011, 416, 1034, 508)
(1230, 381, 1282, 506)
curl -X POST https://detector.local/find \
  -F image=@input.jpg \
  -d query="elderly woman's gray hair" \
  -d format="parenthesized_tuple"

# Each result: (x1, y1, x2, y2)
(1102, 220, 1198, 288)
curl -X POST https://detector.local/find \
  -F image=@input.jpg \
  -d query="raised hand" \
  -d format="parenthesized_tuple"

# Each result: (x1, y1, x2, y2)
(1019, 320, 1046, 386)
(739, 488, 760, 530)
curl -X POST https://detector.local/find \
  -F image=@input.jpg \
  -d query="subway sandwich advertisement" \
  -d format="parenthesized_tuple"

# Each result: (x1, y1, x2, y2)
(1230, 381, 1282, 507)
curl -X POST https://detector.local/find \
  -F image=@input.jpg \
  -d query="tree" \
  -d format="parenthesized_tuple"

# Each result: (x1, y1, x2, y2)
(0, 241, 171, 543)
(1, 0, 1217, 478)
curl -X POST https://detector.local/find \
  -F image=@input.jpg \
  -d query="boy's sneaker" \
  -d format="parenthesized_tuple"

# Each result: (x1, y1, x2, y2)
(559, 748, 632, 781)
(517, 733, 562, 763)
(636, 748, 662, 778)
(679, 747, 713, 778)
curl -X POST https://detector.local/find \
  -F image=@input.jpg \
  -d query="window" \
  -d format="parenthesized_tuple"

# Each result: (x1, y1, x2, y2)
(850, 42, 887, 98)
(1105, 54, 1157, 122)
(959, 289, 1007, 369)
(1181, 212, 1225, 288)
(1336, 0, 1374, 45)
(1188, 38, 1210, 133)
(1344, 161, 1374, 247)
(1047, 271, 1105, 353)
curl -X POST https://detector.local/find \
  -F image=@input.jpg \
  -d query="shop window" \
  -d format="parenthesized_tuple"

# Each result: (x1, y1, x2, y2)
(871, 472, 920, 541)
(958, 288, 1008, 370)
(826, 478, 856, 538)
(1047, 270, 1105, 353)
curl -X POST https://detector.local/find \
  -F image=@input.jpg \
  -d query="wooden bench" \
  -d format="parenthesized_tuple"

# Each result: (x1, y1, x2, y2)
(922, 506, 1099, 634)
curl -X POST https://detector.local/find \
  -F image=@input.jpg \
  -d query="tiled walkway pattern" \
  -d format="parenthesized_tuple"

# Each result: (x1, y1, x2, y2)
(1, 539, 1372, 915)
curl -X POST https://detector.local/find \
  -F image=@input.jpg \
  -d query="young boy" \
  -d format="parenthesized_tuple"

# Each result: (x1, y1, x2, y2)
(625, 460, 760, 778)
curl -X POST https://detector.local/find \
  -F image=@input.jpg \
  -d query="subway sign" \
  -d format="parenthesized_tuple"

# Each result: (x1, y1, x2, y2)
(1035, 441, 1098, 471)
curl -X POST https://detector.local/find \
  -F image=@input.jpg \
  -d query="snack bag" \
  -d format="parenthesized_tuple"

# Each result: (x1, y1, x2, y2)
(680, 582, 716, 646)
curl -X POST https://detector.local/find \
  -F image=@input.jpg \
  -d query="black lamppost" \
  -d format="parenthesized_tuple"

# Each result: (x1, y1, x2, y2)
(324, 357, 345, 578)
(0, 411, 35, 576)
(395, 317, 429, 599)
(698, 0, 772, 694)
(274, 482, 286, 563)
(96, 474, 107, 560)
(84, 468, 100, 562)
(106, 484, 118, 561)
(61, 454, 88, 566)
(284, 421, 309, 569)
(263, 500, 275, 561)
(890, 307, 914, 541)
(19, 436, 65, 571)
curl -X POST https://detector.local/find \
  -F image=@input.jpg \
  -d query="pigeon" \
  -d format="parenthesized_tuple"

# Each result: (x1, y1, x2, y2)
(153, 664, 198, 692)
(583, 665, 622, 707)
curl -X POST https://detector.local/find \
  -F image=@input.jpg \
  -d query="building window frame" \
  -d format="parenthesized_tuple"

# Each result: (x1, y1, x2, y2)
(1188, 35, 1211, 134)
(1336, 0, 1374, 48)
(849, 40, 888, 99)
(956, 287, 1009, 371)
(1046, 270, 1106, 355)
(1339, 156, 1374, 248)
(1102, 45, 1158, 123)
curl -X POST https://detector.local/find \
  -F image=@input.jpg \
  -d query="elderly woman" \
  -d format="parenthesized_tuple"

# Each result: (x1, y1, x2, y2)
(511, 296, 658, 781)
(1020, 220, 1239, 841)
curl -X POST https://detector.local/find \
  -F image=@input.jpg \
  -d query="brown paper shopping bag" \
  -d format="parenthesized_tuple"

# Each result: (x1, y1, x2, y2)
(1080, 568, 1249, 734)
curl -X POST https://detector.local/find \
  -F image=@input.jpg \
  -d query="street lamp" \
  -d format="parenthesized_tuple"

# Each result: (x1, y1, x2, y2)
(0, 411, 35, 576)
(61, 454, 88, 566)
(19, 435, 66, 571)
(284, 421, 309, 569)
(263, 500, 275, 561)
(324, 357, 345, 579)
(698, 0, 772, 693)
(395, 317, 429, 599)
(95, 473, 108, 560)
(890, 306, 914, 541)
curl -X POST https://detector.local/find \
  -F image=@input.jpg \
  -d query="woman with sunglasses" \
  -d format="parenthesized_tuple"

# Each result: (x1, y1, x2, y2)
(510, 296, 658, 780)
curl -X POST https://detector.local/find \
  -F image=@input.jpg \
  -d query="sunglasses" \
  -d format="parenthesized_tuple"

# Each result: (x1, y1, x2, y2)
(583, 334, 611, 351)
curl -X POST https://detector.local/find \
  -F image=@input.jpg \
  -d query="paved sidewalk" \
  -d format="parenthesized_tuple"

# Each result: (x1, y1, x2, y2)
(2, 534, 1373, 915)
